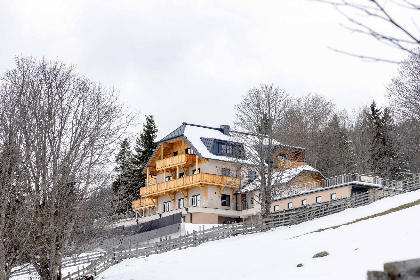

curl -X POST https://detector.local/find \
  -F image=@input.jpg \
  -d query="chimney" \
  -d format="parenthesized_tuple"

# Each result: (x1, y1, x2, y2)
(220, 125, 230, 135)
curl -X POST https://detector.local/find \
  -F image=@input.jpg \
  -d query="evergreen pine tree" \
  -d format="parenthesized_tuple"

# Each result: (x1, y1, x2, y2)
(368, 101, 403, 179)
(112, 138, 134, 214)
(131, 115, 158, 192)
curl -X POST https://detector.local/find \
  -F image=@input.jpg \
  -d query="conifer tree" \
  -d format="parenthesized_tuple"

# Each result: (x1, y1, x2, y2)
(131, 115, 158, 191)
(367, 101, 403, 179)
(112, 138, 134, 214)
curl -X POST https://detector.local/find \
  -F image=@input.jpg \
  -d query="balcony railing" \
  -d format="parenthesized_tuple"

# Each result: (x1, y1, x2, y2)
(132, 198, 157, 210)
(140, 173, 241, 197)
(156, 153, 197, 171)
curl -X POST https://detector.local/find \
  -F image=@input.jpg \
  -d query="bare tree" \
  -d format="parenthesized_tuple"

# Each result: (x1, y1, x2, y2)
(234, 84, 291, 218)
(387, 48, 420, 172)
(315, 0, 420, 61)
(277, 93, 336, 170)
(0, 57, 129, 280)
(0, 90, 32, 280)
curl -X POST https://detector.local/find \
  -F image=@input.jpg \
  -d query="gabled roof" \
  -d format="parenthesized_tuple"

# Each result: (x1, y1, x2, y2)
(237, 165, 325, 194)
(158, 123, 187, 143)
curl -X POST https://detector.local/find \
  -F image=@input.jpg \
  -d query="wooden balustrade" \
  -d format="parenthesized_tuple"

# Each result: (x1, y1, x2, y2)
(132, 198, 157, 210)
(155, 153, 196, 170)
(140, 173, 241, 197)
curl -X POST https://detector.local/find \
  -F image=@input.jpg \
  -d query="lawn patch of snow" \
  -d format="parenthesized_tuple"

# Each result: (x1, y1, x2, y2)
(98, 189, 420, 280)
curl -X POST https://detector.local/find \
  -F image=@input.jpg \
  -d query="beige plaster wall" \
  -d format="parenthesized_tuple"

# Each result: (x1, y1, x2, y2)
(189, 212, 218, 224)
(270, 185, 352, 212)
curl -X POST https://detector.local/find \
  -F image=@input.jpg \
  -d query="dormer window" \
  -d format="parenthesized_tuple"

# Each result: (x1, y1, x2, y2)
(277, 153, 286, 160)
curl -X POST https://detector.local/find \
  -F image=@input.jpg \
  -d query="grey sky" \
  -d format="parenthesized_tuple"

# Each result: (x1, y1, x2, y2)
(0, 0, 408, 139)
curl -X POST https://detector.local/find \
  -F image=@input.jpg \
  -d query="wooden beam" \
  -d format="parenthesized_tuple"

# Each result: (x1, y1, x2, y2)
(182, 140, 185, 154)
(168, 193, 176, 208)
(146, 167, 149, 186)
(181, 190, 189, 206)
(195, 156, 198, 173)
(218, 186, 225, 198)
(199, 185, 208, 199)
(161, 144, 164, 160)
(176, 166, 179, 179)
(182, 166, 189, 176)
(169, 170, 175, 179)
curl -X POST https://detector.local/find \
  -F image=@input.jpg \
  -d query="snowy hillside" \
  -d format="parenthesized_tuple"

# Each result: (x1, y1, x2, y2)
(98, 190, 420, 280)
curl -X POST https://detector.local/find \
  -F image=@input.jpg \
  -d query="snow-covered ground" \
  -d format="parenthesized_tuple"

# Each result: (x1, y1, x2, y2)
(97, 190, 420, 280)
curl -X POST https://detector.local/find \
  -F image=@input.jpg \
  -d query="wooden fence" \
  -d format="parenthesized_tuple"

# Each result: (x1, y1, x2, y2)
(14, 175, 420, 280)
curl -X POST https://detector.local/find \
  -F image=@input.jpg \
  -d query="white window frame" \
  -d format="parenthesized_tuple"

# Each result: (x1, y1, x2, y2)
(302, 199, 307, 206)
(274, 205, 279, 212)
(166, 175, 173, 181)
(316, 196, 322, 203)
(331, 193, 337, 200)
(192, 194, 200, 207)
(192, 168, 201, 175)
(163, 201, 171, 212)
(288, 202, 293, 209)
(178, 198, 184, 209)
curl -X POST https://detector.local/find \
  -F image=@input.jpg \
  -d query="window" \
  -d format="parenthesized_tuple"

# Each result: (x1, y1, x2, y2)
(213, 140, 245, 158)
(221, 194, 230, 206)
(178, 198, 184, 209)
(302, 199, 307, 206)
(248, 171, 256, 182)
(166, 175, 173, 181)
(163, 201, 171, 212)
(274, 205, 279, 212)
(185, 148, 193, 154)
(192, 194, 200, 207)
(288, 202, 293, 209)
(277, 153, 286, 160)
(173, 151, 178, 157)
(331, 193, 337, 200)
(179, 172, 185, 178)
(251, 197, 254, 205)
(221, 168, 230, 177)
(316, 196, 322, 203)
(192, 168, 201, 175)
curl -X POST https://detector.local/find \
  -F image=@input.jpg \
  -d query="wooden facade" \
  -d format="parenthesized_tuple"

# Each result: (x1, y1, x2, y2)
(132, 137, 241, 215)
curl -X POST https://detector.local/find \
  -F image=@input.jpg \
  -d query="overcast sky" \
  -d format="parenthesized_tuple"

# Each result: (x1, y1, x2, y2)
(0, 0, 408, 139)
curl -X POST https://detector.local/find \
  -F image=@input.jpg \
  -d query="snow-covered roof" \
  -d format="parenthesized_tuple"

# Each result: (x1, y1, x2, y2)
(237, 165, 323, 194)
(160, 122, 303, 160)
(143, 123, 307, 173)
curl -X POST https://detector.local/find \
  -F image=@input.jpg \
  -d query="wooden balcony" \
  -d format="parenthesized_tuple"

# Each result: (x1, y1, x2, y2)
(155, 153, 196, 171)
(140, 173, 241, 197)
(132, 198, 157, 211)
